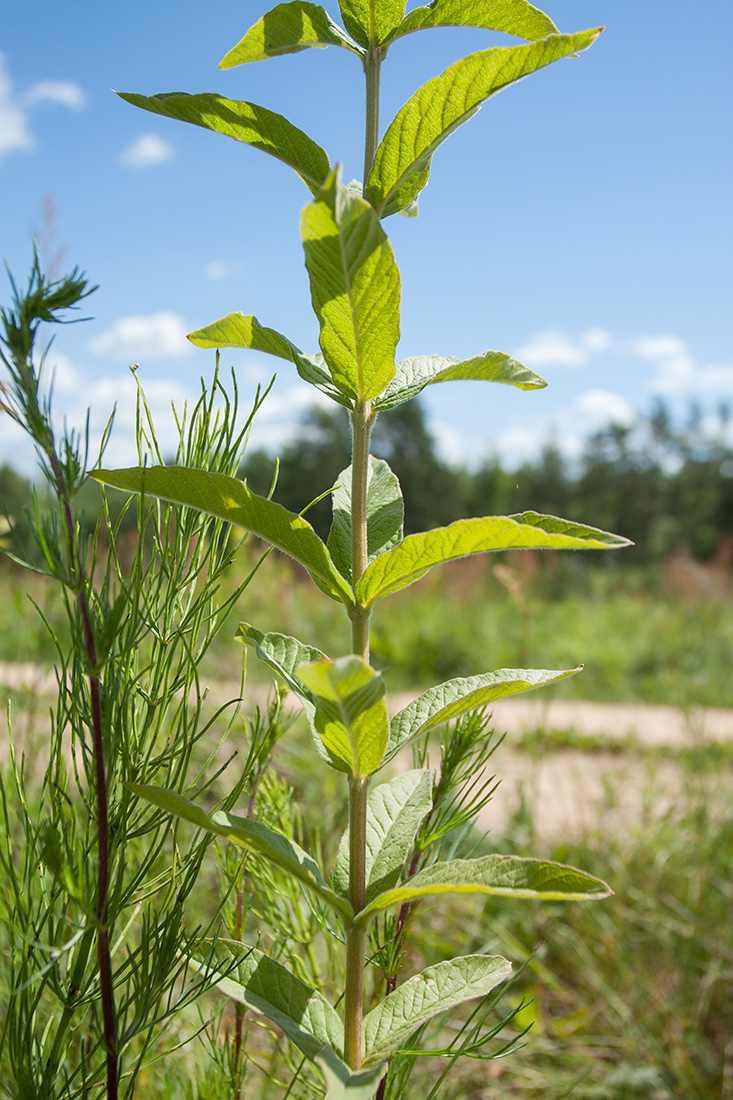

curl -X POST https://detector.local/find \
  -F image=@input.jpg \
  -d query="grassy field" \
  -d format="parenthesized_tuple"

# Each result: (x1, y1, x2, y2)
(1, 548, 731, 1099)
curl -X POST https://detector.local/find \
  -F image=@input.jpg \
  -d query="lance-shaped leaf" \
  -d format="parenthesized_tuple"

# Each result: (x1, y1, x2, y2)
(384, 666, 581, 765)
(315, 1046, 387, 1100)
(328, 457, 404, 582)
(363, 954, 511, 1065)
(220, 2, 364, 68)
(356, 512, 631, 606)
(191, 939, 344, 1062)
(188, 313, 353, 408)
(118, 92, 330, 195)
(365, 29, 601, 217)
(91, 466, 354, 606)
(236, 623, 334, 767)
(373, 351, 546, 410)
(128, 784, 353, 920)
(297, 656, 389, 776)
(301, 168, 400, 402)
(338, 0, 406, 48)
(356, 854, 612, 924)
(386, 0, 558, 46)
(332, 770, 434, 903)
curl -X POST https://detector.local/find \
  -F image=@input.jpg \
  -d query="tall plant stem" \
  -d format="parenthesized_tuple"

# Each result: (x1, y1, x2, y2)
(49, 451, 118, 1099)
(363, 46, 381, 186)
(350, 399, 374, 662)
(344, 776, 369, 1069)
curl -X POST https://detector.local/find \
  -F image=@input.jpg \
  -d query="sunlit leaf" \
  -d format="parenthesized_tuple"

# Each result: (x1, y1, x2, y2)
(373, 351, 546, 410)
(220, 1, 364, 67)
(338, 0, 406, 47)
(363, 954, 511, 1065)
(328, 457, 404, 582)
(188, 312, 353, 408)
(92, 466, 354, 606)
(386, 0, 558, 45)
(118, 91, 330, 194)
(365, 29, 601, 216)
(297, 656, 389, 776)
(356, 854, 613, 923)
(301, 168, 400, 401)
(356, 512, 631, 605)
(385, 667, 581, 764)
(332, 770, 434, 902)
(192, 939, 344, 1061)
(128, 784, 353, 920)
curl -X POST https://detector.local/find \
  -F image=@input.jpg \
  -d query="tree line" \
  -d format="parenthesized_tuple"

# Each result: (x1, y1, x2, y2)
(2, 398, 731, 570)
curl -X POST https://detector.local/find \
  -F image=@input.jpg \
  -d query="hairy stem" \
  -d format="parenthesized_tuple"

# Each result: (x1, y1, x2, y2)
(344, 776, 369, 1069)
(363, 46, 381, 187)
(350, 399, 374, 661)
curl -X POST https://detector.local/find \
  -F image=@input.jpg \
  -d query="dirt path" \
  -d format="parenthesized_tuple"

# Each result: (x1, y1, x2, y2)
(2, 663, 730, 843)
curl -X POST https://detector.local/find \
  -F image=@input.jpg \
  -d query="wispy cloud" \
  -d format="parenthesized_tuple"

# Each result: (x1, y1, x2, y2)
(23, 81, 85, 110)
(203, 260, 242, 280)
(0, 53, 86, 162)
(632, 333, 733, 395)
(119, 133, 175, 167)
(572, 389, 635, 430)
(515, 327, 612, 368)
(90, 312, 193, 360)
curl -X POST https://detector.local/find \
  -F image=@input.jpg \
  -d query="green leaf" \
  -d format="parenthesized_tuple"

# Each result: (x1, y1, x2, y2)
(356, 512, 631, 606)
(236, 623, 334, 766)
(328, 457, 404, 582)
(385, 667, 581, 764)
(220, 2, 364, 67)
(188, 313, 353, 408)
(301, 168, 400, 401)
(297, 656, 389, 776)
(91, 466, 354, 606)
(128, 784, 354, 921)
(356, 854, 613, 924)
(117, 91, 330, 195)
(338, 0, 406, 47)
(363, 954, 511, 1065)
(386, 0, 558, 46)
(373, 351, 546, 410)
(192, 939, 344, 1061)
(365, 29, 602, 217)
(332, 770, 434, 903)
(315, 1045, 387, 1100)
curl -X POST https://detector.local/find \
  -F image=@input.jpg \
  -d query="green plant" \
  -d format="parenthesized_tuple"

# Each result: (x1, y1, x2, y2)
(92, 2, 630, 1097)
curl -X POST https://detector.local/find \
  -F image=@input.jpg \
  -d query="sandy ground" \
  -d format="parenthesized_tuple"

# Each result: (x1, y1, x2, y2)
(2, 662, 731, 843)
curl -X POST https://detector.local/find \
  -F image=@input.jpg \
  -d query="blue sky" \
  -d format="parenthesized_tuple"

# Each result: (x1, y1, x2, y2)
(1, 0, 731, 476)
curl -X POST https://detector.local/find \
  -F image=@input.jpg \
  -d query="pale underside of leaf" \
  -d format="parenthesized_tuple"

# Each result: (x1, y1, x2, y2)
(332, 770, 434, 903)
(315, 1045, 387, 1100)
(386, 0, 558, 45)
(356, 854, 613, 923)
(128, 783, 353, 920)
(373, 351, 546, 410)
(363, 954, 511, 1065)
(384, 666, 582, 764)
(356, 511, 631, 606)
(192, 939, 344, 1062)
(219, 1, 364, 67)
(301, 168, 400, 401)
(328, 456, 404, 582)
(366, 29, 601, 216)
(117, 91, 330, 194)
(91, 466, 353, 606)
(187, 312, 353, 408)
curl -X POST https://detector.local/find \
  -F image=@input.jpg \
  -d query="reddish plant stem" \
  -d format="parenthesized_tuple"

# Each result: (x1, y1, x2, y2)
(50, 451, 118, 1099)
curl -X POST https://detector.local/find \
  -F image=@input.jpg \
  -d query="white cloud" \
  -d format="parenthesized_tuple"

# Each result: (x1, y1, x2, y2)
(204, 261, 237, 280)
(491, 426, 544, 468)
(515, 328, 589, 368)
(90, 312, 193, 360)
(43, 351, 81, 395)
(24, 81, 85, 110)
(119, 133, 174, 168)
(0, 53, 33, 158)
(573, 389, 636, 430)
(580, 327, 612, 353)
(631, 333, 699, 394)
(432, 421, 466, 466)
